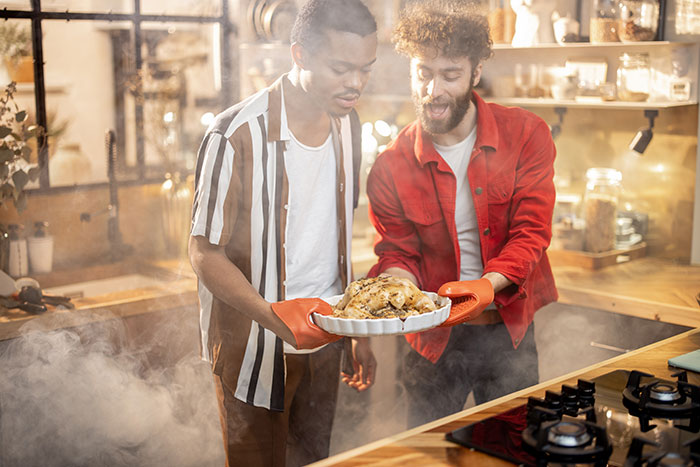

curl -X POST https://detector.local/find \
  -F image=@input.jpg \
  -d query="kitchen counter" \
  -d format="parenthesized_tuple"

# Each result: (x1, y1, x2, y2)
(312, 327, 700, 466)
(0, 258, 198, 341)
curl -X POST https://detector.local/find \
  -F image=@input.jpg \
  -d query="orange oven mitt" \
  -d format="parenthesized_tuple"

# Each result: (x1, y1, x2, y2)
(437, 278, 495, 327)
(270, 298, 342, 350)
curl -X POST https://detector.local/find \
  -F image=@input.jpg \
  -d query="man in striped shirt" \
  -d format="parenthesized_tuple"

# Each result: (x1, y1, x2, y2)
(189, 0, 378, 465)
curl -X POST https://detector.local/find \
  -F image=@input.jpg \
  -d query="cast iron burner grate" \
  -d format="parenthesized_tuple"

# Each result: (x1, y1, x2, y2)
(623, 435, 700, 466)
(522, 379, 612, 467)
(623, 370, 700, 432)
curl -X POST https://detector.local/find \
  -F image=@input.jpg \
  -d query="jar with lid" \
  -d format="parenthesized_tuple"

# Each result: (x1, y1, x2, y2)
(616, 52, 651, 101)
(590, 0, 620, 42)
(618, 0, 659, 41)
(583, 168, 621, 253)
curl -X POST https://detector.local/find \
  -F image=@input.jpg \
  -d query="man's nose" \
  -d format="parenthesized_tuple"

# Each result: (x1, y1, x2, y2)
(426, 78, 443, 98)
(344, 70, 363, 91)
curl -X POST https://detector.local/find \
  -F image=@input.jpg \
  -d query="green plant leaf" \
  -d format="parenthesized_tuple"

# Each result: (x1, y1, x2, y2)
(12, 168, 28, 191)
(0, 126, 11, 139)
(0, 182, 13, 201)
(15, 110, 26, 122)
(0, 147, 12, 163)
(27, 165, 40, 181)
(14, 190, 27, 212)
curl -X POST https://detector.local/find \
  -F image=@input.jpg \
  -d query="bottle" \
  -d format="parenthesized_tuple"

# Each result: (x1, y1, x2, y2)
(583, 168, 622, 253)
(7, 224, 28, 278)
(27, 221, 54, 274)
(616, 52, 651, 102)
(618, 0, 659, 41)
(590, 0, 620, 42)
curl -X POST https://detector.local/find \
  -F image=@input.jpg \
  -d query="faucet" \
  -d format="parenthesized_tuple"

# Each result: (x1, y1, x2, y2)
(80, 130, 132, 261)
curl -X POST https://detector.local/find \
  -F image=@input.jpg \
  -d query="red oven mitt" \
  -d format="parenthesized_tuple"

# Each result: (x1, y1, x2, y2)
(437, 278, 495, 327)
(270, 298, 342, 350)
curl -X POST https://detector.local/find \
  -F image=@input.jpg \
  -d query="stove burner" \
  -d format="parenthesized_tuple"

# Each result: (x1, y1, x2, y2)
(547, 421, 592, 447)
(523, 416, 612, 466)
(623, 371, 700, 432)
(650, 383, 684, 403)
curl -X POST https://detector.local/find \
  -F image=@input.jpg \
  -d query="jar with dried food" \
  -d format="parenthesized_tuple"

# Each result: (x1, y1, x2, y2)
(590, 0, 620, 42)
(618, 0, 659, 41)
(616, 52, 651, 101)
(583, 167, 621, 253)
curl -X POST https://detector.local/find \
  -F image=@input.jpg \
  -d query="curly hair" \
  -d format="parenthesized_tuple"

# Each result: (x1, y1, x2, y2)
(393, 0, 493, 65)
(290, 0, 377, 52)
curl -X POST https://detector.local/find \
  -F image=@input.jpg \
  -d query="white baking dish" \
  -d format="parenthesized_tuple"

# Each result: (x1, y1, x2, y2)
(313, 292, 451, 337)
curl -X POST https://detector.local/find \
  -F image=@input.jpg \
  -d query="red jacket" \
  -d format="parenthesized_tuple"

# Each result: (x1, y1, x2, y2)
(367, 92, 558, 363)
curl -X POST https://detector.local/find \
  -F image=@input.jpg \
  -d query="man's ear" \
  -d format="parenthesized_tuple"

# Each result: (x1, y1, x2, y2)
(291, 42, 306, 69)
(472, 62, 483, 87)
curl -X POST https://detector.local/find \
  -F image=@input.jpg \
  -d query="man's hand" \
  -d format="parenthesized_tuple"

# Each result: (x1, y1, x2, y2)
(341, 337, 376, 392)
(270, 298, 341, 350)
(438, 277, 495, 327)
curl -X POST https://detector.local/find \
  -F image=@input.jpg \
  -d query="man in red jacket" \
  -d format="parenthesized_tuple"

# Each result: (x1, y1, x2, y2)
(366, 1, 558, 428)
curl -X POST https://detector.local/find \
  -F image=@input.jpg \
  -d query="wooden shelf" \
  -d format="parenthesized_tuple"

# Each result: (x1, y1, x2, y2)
(493, 41, 696, 50)
(485, 97, 697, 109)
(548, 242, 647, 269)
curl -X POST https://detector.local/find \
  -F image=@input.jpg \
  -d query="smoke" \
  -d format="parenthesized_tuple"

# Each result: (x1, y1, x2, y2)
(0, 312, 224, 467)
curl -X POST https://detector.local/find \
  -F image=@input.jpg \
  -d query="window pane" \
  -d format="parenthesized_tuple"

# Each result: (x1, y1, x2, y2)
(140, 0, 222, 17)
(0, 19, 38, 188)
(1, 1, 31, 11)
(41, 0, 133, 14)
(135, 22, 222, 178)
(43, 20, 132, 186)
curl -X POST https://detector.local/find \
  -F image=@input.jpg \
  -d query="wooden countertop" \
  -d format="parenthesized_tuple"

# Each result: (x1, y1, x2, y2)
(0, 258, 198, 341)
(312, 328, 700, 466)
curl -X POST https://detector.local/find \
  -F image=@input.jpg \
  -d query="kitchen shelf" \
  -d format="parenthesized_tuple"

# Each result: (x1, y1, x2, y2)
(485, 97, 698, 109)
(493, 41, 696, 50)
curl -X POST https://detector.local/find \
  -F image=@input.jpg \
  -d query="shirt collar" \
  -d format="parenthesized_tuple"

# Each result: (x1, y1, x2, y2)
(267, 74, 291, 143)
(414, 91, 499, 168)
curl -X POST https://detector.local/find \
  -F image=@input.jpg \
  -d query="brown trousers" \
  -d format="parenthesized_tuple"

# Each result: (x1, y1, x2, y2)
(213, 341, 342, 467)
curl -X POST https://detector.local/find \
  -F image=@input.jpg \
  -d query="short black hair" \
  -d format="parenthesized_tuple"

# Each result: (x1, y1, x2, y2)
(290, 0, 377, 52)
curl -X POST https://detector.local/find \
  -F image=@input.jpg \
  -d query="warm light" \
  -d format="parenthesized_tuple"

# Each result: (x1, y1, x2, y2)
(362, 122, 374, 136)
(651, 163, 665, 173)
(374, 120, 391, 137)
(362, 134, 378, 154)
(200, 112, 215, 127)
(163, 112, 175, 123)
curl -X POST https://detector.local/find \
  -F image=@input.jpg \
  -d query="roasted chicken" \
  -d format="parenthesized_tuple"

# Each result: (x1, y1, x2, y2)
(333, 274, 437, 319)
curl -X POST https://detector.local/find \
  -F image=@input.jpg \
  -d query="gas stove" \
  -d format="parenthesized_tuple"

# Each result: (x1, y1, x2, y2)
(446, 370, 700, 466)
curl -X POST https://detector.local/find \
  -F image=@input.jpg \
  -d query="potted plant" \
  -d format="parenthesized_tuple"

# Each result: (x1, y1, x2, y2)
(0, 23, 33, 83)
(1, 82, 42, 212)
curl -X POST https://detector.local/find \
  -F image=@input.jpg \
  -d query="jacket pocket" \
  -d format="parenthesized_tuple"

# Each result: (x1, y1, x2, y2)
(403, 201, 443, 225)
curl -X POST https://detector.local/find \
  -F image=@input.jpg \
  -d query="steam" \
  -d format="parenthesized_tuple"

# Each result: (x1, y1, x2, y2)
(0, 313, 224, 467)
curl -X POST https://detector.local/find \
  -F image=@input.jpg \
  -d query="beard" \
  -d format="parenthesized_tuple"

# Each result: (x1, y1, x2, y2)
(412, 82, 474, 135)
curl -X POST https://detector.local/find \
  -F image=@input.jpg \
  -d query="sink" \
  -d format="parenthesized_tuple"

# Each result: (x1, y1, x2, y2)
(43, 274, 169, 299)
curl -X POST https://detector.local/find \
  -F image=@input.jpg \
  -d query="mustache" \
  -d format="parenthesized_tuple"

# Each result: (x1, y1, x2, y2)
(419, 96, 450, 106)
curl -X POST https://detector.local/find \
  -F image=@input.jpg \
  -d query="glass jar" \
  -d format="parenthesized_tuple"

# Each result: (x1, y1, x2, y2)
(590, 0, 620, 42)
(583, 168, 622, 253)
(618, 0, 659, 41)
(616, 52, 651, 102)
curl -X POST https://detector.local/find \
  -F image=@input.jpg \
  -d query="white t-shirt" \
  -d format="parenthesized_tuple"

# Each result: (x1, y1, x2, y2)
(434, 126, 483, 280)
(283, 131, 341, 353)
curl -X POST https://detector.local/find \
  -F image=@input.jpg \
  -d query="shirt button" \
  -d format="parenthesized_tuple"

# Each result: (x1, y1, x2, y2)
(514, 338, 520, 345)
(483, 227, 490, 236)
(284, 204, 289, 210)
(475, 187, 483, 195)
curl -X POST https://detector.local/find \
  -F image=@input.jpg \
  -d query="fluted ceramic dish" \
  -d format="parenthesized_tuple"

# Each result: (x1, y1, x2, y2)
(313, 292, 451, 337)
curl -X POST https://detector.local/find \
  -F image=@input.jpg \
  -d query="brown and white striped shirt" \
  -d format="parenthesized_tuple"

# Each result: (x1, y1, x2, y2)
(191, 75, 361, 411)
